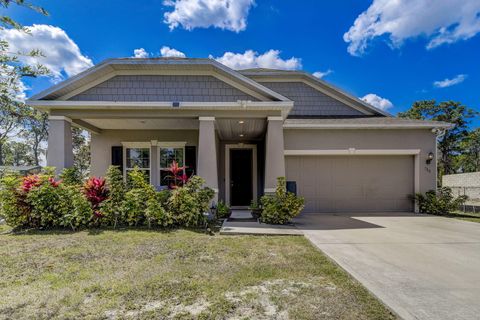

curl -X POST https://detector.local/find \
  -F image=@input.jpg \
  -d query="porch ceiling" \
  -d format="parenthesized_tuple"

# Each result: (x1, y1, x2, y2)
(216, 118, 266, 140)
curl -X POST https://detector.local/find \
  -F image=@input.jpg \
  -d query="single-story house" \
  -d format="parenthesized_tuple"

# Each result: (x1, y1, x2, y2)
(27, 58, 451, 213)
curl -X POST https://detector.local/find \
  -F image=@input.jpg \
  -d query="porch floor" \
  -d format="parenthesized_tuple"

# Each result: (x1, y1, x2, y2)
(219, 210, 302, 236)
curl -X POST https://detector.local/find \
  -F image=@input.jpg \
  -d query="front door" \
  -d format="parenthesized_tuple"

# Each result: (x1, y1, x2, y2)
(230, 149, 253, 206)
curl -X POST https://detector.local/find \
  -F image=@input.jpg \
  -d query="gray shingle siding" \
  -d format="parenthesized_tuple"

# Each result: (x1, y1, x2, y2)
(69, 75, 259, 102)
(260, 82, 364, 117)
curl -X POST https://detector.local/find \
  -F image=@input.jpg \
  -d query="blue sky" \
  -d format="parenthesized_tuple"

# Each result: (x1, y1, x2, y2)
(4, 0, 479, 127)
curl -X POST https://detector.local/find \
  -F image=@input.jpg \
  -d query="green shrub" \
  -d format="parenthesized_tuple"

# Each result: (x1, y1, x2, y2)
(260, 177, 304, 224)
(123, 168, 155, 226)
(60, 167, 83, 186)
(0, 175, 29, 228)
(146, 190, 173, 228)
(168, 176, 214, 227)
(102, 166, 127, 227)
(216, 200, 230, 219)
(59, 185, 93, 230)
(414, 187, 468, 215)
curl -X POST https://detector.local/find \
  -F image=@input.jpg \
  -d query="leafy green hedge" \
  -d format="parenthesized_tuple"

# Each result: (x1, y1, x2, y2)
(260, 177, 304, 224)
(0, 166, 214, 230)
(414, 187, 468, 215)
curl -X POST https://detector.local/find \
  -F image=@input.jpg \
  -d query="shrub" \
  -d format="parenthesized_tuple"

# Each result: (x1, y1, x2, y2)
(168, 176, 214, 227)
(83, 177, 108, 222)
(216, 200, 231, 219)
(123, 168, 155, 226)
(102, 166, 127, 227)
(414, 187, 468, 215)
(0, 175, 29, 228)
(146, 190, 173, 228)
(161, 160, 189, 189)
(60, 167, 82, 186)
(59, 185, 93, 230)
(260, 177, 304, 225)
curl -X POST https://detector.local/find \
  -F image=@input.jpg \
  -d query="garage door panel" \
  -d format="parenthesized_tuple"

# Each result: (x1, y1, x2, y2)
(286, 155, 414, 213)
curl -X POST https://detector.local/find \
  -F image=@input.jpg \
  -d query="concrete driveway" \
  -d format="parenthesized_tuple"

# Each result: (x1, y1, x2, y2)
(294, 213, 480, 320)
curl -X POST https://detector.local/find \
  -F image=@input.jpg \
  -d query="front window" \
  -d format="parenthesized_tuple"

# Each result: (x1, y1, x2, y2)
(159, 147, 184, 186)
(125, 148, 150, 182)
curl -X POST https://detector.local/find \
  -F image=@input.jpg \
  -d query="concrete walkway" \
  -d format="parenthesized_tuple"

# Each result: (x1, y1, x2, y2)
(220, 210, 301, 235)
(295, 213, 480, 320)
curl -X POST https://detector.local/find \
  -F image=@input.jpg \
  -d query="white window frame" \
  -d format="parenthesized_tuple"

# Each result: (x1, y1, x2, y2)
(122, 142, 152, 182)
(156, 142, 187, 186)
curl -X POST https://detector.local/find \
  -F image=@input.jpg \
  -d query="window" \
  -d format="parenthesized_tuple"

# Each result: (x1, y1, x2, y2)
(159, 147, 184, 186)
(125, 147, 150, 182)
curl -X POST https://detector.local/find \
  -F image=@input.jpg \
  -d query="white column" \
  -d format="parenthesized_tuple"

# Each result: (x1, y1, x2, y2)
(264, 116, 285, 193)
(197, 117, 218, 199)
(47, 116, 74, 174)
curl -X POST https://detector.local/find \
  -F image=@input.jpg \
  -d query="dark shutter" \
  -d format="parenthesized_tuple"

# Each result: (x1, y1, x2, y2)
(185, 146, 196, 177)
(111, 146, 123, 175)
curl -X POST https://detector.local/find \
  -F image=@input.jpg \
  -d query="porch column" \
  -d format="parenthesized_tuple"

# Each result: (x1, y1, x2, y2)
(47, 116, 74, 174)
(197, 117, 218, 200)
(264, 116, 285, 193)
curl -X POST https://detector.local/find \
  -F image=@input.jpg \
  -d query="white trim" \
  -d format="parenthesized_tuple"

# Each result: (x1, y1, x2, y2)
(225, 144, 257, 207)
(284, 149, 421, 156)
(121, 141, 152, 148)
(199, 117, 215, 121)
(155, 141, 187, 148)
(264, 188, 276, 193)
(267, 116, 283, 121)
(283, 123, 452, 129)
(48, 115, 72, 122)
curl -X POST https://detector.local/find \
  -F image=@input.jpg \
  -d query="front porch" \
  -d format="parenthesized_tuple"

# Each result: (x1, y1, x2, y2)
(46, 113, 286, 206)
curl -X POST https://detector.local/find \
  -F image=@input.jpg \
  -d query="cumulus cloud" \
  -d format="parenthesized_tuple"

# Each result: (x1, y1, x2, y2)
(433, 74, 467, 88)
(210, 49, 301, 70)
(133, 48, 149, 58)
(361, 93, 393, 111)
(0, 24, 93, 80)
(163, 0, 255, 32)
(344, 0, 480, 56)
(313, 70, 333, 79)
(160, 46, 186, 58)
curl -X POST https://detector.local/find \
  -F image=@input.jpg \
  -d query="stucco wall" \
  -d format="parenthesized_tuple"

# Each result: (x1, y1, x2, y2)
(90, 130, 199, 178)
(70, 75, 259, 102)
(443, 172, 480, 204)
(284, 129, 437, 193)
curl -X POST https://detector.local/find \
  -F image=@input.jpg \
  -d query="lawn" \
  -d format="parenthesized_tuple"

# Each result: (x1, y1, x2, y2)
(0, 228, 395, 320)
(447, 211, 480, 223)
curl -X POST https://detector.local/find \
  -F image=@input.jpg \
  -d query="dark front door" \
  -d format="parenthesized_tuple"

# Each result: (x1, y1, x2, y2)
(230, 149, 253, 206)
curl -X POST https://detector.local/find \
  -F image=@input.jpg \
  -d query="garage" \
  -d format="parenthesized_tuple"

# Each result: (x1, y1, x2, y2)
(286, 155, 415, 213)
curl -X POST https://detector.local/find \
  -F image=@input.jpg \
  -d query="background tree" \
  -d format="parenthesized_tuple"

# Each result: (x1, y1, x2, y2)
(21, 109, 48, 165)
(455, 128, 480, 173)
(0, 0, 49, 165)
(72, 127, 91, 178)
(2, 140, 35, 166)
(398, 100, 478, 176)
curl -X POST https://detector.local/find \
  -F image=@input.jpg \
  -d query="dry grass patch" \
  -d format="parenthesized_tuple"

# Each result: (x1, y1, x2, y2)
(0, 229, 395, 319)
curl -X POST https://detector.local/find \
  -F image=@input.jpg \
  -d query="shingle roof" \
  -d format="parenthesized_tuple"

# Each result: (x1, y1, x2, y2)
(283, 117, 452, 129)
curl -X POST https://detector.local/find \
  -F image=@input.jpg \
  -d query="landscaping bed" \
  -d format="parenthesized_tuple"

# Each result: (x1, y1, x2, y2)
(0, 229, 395, 320)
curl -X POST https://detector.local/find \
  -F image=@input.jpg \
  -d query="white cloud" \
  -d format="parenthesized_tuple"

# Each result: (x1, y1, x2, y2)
(210, 49, 301, 70)
(160, 46, 186, 58)
(0, 24, 93, 80)
(361, 93, 393, 111)
(133, 48, 149, 58)
(163, 0, 255, 32)
(0, 65, 28, 102)
(344, 0, 480, 56)
(313, 70, 333, 79)
(433, 74, 467, 88)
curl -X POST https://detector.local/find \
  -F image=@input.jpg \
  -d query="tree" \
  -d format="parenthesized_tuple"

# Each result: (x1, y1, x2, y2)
(72, 127, 91, 177)
(455, 128, 480, 173)
(2, 140, 35, 166)
(21, 109, 48, 165)
(398, 100, 478, 176)
(0, 1, 49, 165)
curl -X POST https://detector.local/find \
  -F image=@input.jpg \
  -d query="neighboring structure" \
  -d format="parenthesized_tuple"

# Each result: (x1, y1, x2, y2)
(27, 58, 451, 213)
(443, 172, 480, 206)
(0, 166, 42, 176)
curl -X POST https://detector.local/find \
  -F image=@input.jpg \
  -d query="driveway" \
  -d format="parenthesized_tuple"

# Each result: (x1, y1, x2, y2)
(294, 213, 480, 320)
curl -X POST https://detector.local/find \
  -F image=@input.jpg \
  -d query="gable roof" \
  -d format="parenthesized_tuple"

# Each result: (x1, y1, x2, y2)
(28, 58, 291, 102)
(239, 68, 391, 117)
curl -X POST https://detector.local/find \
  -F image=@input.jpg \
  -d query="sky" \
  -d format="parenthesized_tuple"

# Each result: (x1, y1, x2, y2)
(3, 0, 479, 127)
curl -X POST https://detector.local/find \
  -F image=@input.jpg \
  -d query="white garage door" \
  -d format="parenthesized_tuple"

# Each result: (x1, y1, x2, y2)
(286, 155, 414, 213)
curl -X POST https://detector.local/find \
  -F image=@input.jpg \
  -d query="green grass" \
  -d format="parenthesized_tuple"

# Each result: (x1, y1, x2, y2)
(446, 211, 480, 223)
(0, 228, 395, 320)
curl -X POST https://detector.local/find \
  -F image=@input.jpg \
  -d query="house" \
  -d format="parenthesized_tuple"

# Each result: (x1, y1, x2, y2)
(27, 58, 451, 213)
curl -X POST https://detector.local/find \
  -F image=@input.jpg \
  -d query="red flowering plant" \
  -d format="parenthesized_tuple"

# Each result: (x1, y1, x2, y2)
(161, 161, 189, 189)
(83, 177, 109, 218)
(21, 175, 41, 193)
